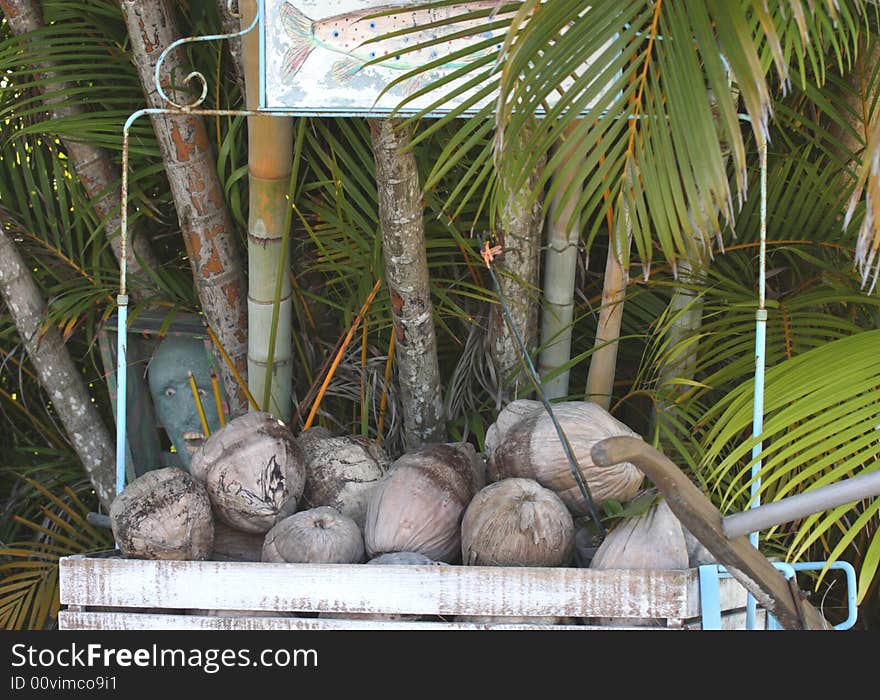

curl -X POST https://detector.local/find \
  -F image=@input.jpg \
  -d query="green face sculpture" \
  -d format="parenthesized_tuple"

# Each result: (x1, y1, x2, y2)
(147, 336, 222, 468)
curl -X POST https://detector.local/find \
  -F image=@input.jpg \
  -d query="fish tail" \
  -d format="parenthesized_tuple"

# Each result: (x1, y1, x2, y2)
(279, 3, 315, 79)
(279, 2, 313, 40)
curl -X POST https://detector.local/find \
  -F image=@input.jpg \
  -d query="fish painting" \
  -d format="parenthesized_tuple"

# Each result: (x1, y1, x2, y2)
(278, 1, 512, 85)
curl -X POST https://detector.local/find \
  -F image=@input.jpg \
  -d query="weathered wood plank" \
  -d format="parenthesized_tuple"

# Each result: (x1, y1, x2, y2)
(57, 611, 676, 631)
(59, 554, 700, 619)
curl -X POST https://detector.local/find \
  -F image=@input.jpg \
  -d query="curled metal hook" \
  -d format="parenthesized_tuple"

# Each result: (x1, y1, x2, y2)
(226, 0, 242, 20)
(153, 10, 260, 110)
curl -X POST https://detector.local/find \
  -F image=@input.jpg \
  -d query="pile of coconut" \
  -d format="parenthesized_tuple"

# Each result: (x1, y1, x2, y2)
(109, 400, 714, 624)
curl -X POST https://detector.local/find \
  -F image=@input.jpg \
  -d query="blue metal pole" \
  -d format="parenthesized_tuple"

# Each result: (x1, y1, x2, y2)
(747, 138, 769, 629)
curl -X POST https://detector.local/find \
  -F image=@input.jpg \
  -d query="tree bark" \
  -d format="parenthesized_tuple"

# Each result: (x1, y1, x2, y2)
(488, 121, 547, 404)
(0, 0, 158, 293)
(240, 0, 294, 422)
(0, 230, 116, 511)
(121, 0, 250, 417)
(370, 119, 446, 450)
(217, 0, 246, 97)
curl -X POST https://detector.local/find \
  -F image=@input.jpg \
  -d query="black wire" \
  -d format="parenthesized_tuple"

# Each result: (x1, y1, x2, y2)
(482, 238, 606, 537)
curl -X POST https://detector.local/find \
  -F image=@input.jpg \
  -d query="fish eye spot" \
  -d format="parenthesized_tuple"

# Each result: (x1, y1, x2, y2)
(333, 31, 339, 37)
(369, 22, 376, 29)
(370, 51, 376, 57)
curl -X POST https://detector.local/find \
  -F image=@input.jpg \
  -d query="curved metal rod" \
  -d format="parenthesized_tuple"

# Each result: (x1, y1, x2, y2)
(153, 10, 259, 110)
(226, 0, 242, 19)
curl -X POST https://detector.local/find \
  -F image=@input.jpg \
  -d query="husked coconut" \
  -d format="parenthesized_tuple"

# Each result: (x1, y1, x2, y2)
(364, 442, 484, 563)
(461, 478, 574, 567)
(110, 467, 213, 560)
(262, 506, 364, 564)
(489, 400, 644, 516)
(298, 428, 390, 529)
(590, 498, 689, 571)
(588, 498, 689, 627)
(484, 399, 543, 455)
(211, 520, 264, 562)
(193, 412, 306, 534)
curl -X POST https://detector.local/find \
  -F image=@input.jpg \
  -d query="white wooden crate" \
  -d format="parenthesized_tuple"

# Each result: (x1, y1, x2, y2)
(58, 550, 759, 630)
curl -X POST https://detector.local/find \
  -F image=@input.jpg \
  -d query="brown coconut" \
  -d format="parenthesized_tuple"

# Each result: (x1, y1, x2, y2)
(298, 428, 390, 529)
(363, 442, 484, 563)
(110, 467, 213, 560)
(192, 412, 306, 534)
(488, 400, 644, 516)
(262, 506, 365, 564)
(461, 478, 574, 567)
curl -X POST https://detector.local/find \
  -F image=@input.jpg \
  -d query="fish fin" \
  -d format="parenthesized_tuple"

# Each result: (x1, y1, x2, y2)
(402, 74, 423, 97)
(331, 57, 363, 83)
(282, 43, 314, 80)
(279, 2, 313, 39)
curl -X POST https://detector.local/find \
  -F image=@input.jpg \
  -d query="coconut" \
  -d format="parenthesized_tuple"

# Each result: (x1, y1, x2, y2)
(484, 399, 544, 455)
(588, 498, 689, 627)
(363, 442, 484, 563)
(110, 467, 213, 560)
(367, 552, 447, 566)
(211, 520, 264, 562)
(298, 428, 390, 529)
(590, 498, 689, 571)
(262, 506, 364, 564)
(461, 478, 574, 567)
(192, 412, 306, 534)
(488, 400, 644, 516)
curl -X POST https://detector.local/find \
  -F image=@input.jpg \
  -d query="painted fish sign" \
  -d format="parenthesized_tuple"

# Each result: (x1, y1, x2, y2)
(263, 0, 511, 115)
(261, 0, 604, 116)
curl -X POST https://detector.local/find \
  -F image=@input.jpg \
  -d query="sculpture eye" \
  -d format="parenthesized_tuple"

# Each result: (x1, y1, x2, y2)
(164, 387, 176, 398)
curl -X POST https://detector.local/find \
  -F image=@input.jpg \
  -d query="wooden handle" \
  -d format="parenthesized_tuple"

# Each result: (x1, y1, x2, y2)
(591, 436, 831, 631)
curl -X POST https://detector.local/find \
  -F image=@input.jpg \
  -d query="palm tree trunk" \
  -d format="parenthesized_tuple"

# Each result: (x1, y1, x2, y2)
(585, 216, 630, 411)
(488, 121, 547, 404)
(240, 0, 294, 422)
(369, 119, 446, 449)
(121, 0, 250, 417)
(0, 230, 116, 511)
(538, 131, 581, 400)
(0, 0, 158, 294)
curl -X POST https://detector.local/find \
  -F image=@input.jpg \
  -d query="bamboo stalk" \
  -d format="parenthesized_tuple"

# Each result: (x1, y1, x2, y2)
(585, 213, 631, 411)
(538, 125, 582, 399)
(240, 0, 295, 422)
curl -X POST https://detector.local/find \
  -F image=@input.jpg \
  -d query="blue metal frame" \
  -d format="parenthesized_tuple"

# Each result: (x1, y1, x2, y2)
(698, 562, 858, 630)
